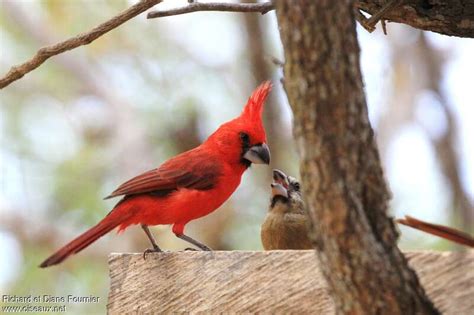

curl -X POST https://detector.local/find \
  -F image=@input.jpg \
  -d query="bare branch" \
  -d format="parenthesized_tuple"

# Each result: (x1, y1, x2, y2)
(354, 9, 376, 33)
(357, 0, 474, 38)
(355, 0, 402, 33)
(0, 0, 162, 89)
(364, 0, 402, 29)
(3, 0, 156, 176)
(147, 1, 274, 19)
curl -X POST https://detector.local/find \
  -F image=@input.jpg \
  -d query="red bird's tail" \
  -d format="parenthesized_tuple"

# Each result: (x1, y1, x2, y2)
(396, 215, 474, 247)
(40, 209, 129, 268)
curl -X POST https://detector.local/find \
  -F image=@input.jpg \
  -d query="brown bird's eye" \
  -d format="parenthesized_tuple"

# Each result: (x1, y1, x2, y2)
(293, 183, 301, 191)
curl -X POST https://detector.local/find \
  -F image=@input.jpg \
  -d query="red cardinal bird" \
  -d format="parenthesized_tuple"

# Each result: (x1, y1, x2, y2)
(40, 82, 272, 268)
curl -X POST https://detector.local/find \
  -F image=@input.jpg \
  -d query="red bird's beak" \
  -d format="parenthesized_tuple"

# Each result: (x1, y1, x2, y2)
(243, 143, 270, 165)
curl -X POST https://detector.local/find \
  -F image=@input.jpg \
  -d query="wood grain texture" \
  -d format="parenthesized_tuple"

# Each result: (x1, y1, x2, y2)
(108, 250, 474, 314)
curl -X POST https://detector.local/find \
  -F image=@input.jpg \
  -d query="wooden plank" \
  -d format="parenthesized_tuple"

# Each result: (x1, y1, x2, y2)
(108, 250, 474, 314)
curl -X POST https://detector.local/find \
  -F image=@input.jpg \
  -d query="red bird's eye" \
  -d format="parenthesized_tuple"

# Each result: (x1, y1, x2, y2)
(239, 132, 250, 143)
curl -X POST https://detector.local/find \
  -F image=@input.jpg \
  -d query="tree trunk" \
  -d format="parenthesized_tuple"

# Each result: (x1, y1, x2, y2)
(275, 1, 440, 314)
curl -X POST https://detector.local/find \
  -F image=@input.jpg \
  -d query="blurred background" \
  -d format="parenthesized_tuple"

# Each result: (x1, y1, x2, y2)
(1, 0, 473, 313)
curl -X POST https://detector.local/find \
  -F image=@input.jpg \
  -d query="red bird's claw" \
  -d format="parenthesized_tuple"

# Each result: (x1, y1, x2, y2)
(199, 244, 212, 251)
(142, 248, 162, 260)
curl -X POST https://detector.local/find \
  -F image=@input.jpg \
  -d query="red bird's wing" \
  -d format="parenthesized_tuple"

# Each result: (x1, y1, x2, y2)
(104, 149, 222, 199)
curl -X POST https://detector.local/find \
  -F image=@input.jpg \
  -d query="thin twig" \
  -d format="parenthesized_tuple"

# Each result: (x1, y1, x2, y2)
(355, 0, 402, 33)
(354, 9, 375, 32)
(366, 0, 402, 26)
(0, 0, 162, 89)
(381, 19, 388, 35)
(147, 1, 274, 19)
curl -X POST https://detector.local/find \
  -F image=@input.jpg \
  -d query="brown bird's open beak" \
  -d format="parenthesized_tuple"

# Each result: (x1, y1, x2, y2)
(271, 182, 288, 198)
(272, 169, 289, 188)
(243, 143, 270, 165)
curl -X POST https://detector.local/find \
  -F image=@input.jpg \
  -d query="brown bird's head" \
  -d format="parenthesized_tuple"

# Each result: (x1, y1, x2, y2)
(270, 169, 304, 212)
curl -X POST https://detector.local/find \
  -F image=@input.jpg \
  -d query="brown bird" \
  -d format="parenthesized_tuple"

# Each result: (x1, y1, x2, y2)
(261, 169, 313, 250)
(396, 215, 474, 248)
(261, 170, 474, 249)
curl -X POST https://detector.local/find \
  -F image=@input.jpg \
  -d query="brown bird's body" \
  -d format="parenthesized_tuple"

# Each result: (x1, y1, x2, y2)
(261, 170, 474, 250)
(261, 169, 312, 250)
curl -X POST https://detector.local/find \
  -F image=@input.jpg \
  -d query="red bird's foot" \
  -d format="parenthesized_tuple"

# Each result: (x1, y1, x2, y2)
(197, 244, 212, 251)
(177, 234, 212, 251)
(183, 247, 212, 251)
(142, 245, 163, 260)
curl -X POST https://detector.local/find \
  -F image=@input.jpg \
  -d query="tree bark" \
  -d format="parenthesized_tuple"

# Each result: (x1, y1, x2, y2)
(275, 1, 440, 314)
(358, 0, 474, 38)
